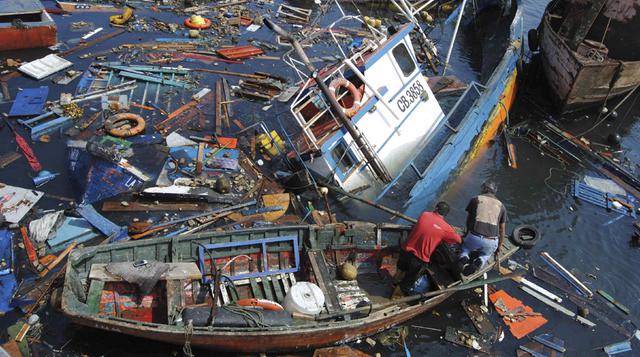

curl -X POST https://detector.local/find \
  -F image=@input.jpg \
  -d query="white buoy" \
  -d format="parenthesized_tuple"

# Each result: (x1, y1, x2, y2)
(284, 282, 325, 315)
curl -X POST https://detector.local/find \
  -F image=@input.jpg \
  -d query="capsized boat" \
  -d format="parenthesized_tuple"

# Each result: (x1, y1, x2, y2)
(534, 0, 640, 112)
(276, 0, 523, 209)
(61, 222, 519, 352)
(0, 0, 57, 51)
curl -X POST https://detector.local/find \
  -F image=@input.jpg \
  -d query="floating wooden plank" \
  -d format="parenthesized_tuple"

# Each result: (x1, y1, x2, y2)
(217, 45, 264, 60)
(89, 263, 202, 282)
(277, 4, 312, 23)
(196, 142, 205, 174)
(0, 152, 21, 169)
(461, 299, 496, 336)
(540, 251, 593, 298)
(101, 201, 208, 212)
(61, 29, 126, 56)
(444, 326, 491, 353)
(39, 241, 77, 278)
(87, 280, 106, 313)
(520, 286, 595, 327)
(597, 289, 630, 315)
(215, 79, 223, 135)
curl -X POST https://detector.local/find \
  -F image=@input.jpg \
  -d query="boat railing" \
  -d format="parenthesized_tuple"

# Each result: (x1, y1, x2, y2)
(414, 81, 484, 173)
(280, 0, 384, 84)
(374, 81, 484, 201)
(289, 53, 371, 151)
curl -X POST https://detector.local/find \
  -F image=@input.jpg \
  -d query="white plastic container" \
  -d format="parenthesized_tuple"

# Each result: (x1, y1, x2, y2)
(283, 282, 325, 315)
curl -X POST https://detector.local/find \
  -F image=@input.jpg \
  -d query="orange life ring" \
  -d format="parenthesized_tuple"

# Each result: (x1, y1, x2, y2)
(328, 78, 362, 118)
(236, 298, 284, 311)
(184, 17, 212, 29)
(105, 113, 146, 137)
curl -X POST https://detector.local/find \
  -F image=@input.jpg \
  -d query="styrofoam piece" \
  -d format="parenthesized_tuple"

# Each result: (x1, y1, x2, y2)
(19, 54, 73, 80)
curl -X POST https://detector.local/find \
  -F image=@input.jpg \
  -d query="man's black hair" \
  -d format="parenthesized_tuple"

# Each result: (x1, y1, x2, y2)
(434, 201, 450, 216)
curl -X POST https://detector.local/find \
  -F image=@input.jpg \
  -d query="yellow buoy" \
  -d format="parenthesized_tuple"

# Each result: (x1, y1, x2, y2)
(257, 130, 285, 157)
(339, 262, 358, 281)
(190, 15, 206, 26)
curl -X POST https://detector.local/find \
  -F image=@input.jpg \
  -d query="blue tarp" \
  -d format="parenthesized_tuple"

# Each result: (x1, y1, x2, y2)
(0, 230, 17, 314)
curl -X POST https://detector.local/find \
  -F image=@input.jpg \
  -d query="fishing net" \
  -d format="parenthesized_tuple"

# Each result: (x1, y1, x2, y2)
(105, 261, 169, 295)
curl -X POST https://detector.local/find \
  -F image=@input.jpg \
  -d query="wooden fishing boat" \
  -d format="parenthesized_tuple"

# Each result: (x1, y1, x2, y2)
(62, 222, 519, 352)
(535, 0, 640, 113)
(0, 0, 57, 51)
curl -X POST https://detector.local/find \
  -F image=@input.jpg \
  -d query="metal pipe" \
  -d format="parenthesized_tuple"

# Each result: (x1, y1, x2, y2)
(264, 19, 391, 183)
(324, 183, 417, 223)
(442, 0, 468, 75)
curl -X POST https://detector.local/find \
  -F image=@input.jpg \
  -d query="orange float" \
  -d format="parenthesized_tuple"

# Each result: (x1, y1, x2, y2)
(184, 15, 212, 29)
(328, 78, 362, 118)
(236, 298, 284, 311)
(104, 113, 145, 137)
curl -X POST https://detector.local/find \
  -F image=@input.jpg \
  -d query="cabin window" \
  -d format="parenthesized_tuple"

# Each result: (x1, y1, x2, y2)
(392, 43, 416, 77)
(331, 140, 357, 176)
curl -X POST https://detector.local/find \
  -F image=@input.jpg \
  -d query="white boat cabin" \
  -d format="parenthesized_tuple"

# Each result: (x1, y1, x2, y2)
(288, 23, 446, 197)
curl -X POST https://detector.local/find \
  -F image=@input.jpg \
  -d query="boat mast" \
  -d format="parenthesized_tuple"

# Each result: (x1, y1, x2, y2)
(264, 19, 392, 183)
(442, 0, 467, 75)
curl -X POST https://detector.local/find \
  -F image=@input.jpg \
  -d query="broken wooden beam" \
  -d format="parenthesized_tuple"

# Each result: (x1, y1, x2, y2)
(102, 201, 208, 212)
(61, 29, 126, 57)
(216, 45, 264, 60)
(215, 79, 223, 135)
(192, 68, 269, 80)
(38, 241, 77, 278)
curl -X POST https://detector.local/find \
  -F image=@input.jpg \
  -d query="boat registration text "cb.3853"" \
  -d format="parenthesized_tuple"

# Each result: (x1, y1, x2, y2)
(395, 80, 426, 113)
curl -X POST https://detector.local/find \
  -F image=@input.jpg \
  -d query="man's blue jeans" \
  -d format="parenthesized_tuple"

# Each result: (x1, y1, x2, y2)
(459, 232, 499, 266)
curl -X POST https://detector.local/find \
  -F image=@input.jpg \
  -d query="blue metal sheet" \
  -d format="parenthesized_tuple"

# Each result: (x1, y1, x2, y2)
(46, 217, 100, 253)
(198, 235, 300, 283)
(68, 147, 145, 204)
(76, 204, 129, 242)
(8, 86, 48, 117)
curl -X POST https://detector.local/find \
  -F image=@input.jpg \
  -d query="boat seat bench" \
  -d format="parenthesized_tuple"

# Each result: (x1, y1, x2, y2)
(218, 273, 297, 304)
(88, 263, 202, 281)
(86, 263, 201, 316)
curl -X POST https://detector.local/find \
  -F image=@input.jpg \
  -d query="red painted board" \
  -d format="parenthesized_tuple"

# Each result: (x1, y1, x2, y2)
(216, 45, 264, 59)
(490, 290, 547, 339)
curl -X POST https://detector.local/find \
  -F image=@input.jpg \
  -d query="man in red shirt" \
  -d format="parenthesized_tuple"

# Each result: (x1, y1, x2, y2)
(397, 201, 461, 295)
